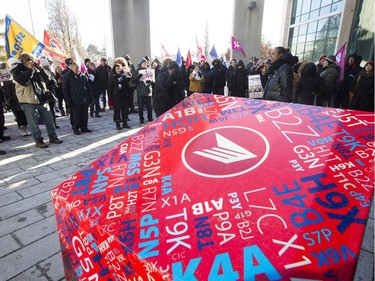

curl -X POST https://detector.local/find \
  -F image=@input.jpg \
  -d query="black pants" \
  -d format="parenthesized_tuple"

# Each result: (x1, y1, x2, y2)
(71, 103, 89, 130)
(137, 96, 153, 121)
(128, 88, 136, 110)
(113, 94, 129, 123)
(90, 91, 101, 116)
(0, 99, 5, 136)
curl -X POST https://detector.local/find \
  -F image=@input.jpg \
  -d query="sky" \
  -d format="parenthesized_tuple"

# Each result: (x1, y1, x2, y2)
(2, 0, 284, 59)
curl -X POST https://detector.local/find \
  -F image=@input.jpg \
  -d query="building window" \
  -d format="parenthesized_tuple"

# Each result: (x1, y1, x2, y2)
(289, 0, 343, 61)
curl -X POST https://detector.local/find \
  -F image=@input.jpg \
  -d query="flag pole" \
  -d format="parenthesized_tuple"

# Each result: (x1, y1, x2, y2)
(28, 0, 35, 36)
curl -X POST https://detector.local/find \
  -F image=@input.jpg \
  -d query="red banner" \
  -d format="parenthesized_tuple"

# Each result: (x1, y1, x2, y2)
(43, 30, 67, 61)
(52, 94, 374, 280)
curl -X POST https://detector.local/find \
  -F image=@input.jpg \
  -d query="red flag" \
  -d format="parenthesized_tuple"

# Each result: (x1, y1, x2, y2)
(185, 49, 192, 69)
(161, 44, 170, 58)
(231, 36, 246, 58)
(43, 30, 67, 60)
(335, 41, 347, 82)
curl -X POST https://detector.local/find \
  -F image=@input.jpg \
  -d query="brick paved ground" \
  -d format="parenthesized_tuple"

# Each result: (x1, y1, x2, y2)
(0, 106, 373, 280)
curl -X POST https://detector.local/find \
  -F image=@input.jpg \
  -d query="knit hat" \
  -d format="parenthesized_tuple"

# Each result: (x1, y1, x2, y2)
(366, 61, 374, 67)
(324, 55, 336, 64)
(138, 57, 146, 65)
(7, 57, 20, 70)
(124, 55, 131, 61)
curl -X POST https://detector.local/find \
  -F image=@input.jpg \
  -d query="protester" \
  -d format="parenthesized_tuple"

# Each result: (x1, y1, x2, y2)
(87, 62, 102, 118)
(125, 55, 138, 113)
(132, 57, 154, 123)
(339, 53, 362, 108)
(189, 66, 204, 95)
(0, 87, 11, 143)
(10, 54, 63, 148)
(62, 62, 92, 135)
(263, 46, 293, 102)
(293, 61, 324, 105)
(205, 58, 226, 95)
(153, 60, 184, 117)
(320, 55, 339, 107)
(201, 62, 211, 93)
(54, 66, 66, 116)
(316, 53, 326, 74)
(108, 63, 131, 130)
(228, 60, 248, 97)
(185, 65, 195, 96)
(39, 57, 59, 128)
(96, 57, 112, 111)
(226, 59, 237, 96)
(2, 76, 30, 137)
(349, 61, 374, 112)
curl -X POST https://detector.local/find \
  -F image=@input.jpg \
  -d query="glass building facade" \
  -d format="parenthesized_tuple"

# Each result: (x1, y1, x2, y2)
(288, 0, 374, 63)
(288, 0, 344, 61)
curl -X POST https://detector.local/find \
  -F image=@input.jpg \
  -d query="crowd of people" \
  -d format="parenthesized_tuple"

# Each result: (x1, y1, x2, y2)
(0, 46, 373, 155)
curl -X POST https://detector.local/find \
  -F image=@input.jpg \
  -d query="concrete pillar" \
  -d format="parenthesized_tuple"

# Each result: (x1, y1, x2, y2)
(337, 0, 357, 52)
(232, 0, 265, 61)
(109, 0, 151, 62)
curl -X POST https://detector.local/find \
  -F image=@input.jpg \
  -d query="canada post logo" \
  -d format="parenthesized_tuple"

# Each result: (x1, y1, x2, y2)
(182, 126, 270, 178)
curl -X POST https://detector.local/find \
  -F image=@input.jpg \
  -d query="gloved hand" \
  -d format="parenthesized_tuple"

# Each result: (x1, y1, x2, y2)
(137, 73, 143, 80)
(88, 74, 95, 82)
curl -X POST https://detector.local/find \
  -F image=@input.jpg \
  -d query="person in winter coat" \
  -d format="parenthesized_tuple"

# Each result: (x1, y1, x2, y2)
(293, 61, 324, 105)
(205, 59, 226, 95)
(108, 63, 131, 130)
(226, 59, 237, 96)
(153, 61, 185, 117)
(228, 60, 248, 97)
(10, 54, 63, 148)
(201, 62, 211, 93)
(131, 57, 154, 124)
(349, 61, 374, 112)
(263, 47, 293, 102)
(54, 66, 66, 116)
(96, 57, 112, 110)
(62, 62, 91, 135)
(189, 66, 204, 95)
(88, 62, 102, 118)
(320, 55, 339, 107)
(339, 53, 362, 108)
(316, 53, 326, 74)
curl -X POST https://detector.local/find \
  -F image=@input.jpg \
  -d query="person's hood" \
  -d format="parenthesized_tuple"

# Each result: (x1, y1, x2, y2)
(298, 61, 317, 77)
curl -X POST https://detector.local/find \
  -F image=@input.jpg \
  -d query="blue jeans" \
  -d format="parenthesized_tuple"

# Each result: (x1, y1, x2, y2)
(20, 103, 57, 141)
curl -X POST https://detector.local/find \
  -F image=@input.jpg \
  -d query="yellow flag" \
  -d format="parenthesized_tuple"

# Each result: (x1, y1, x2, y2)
(5, 14, 45, 59)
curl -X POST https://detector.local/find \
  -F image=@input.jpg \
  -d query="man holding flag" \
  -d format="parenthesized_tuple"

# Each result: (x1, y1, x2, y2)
(10, 54, 63, 148)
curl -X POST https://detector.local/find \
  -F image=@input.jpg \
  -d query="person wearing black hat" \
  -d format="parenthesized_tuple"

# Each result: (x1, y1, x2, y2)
(97, 57, 112, 111)
(319, 55, 339, 106)
(339, 53, 363, 108)
(153, 61, 185, 117)
(131, 57, 154, 123)
(263, 46, 293, 102)
(349, 61, 374, 112)
(124, 55, 138, 113)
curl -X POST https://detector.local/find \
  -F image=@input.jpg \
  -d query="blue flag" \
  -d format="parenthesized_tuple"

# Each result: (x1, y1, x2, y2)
(176, 48, 182, 67)
(209, 45, 218, 59)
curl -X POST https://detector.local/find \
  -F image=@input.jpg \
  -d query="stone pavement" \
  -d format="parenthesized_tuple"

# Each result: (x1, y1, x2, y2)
(0, 107, 374, 281)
